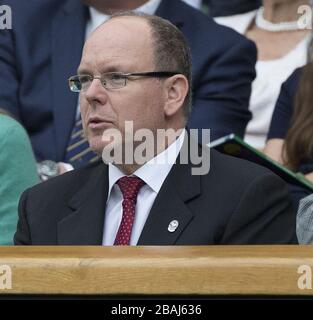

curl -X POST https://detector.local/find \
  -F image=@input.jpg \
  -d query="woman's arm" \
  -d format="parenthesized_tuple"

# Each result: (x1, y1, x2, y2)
(263, 138, 285, 165)
(305, 172, 313, 184)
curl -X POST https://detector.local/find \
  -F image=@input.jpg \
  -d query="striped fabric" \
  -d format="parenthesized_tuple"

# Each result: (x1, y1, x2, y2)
(296, 193, 313, 244)
(65, 118, 100, 168)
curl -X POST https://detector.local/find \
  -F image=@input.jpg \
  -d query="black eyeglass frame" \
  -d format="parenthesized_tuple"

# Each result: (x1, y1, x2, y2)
(68, 71, 181, 92)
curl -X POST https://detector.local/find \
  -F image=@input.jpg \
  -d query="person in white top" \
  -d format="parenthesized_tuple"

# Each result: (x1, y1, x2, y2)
(215, 0, 312, 149)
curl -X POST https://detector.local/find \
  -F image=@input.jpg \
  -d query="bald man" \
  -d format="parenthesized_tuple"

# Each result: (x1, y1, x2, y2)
(14, 13, 296, 246)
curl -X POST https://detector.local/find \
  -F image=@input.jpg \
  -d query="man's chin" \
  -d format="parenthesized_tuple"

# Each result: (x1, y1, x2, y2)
(88, 137, 105, 156)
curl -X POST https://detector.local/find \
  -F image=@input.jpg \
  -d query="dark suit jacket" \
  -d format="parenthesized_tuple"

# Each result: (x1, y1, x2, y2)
(206, 0, 261, 17)
(267, 68, 302, 142)
(14, 146, 297, 245)
(0, 0, 256, 161)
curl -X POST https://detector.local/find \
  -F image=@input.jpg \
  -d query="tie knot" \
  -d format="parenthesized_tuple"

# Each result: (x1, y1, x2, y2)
(117, 176, 145, 201)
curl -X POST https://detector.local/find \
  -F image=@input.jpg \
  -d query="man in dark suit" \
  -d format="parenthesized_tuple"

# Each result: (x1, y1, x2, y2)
(0, 0, 256, 172)
(14, 13, 296, 245)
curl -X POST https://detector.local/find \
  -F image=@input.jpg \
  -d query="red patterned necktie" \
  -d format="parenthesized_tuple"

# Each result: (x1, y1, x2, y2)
(114, 176, 145, 245)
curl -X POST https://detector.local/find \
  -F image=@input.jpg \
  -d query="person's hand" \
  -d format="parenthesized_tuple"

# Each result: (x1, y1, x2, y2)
(37, 161, 73, 181)
(305, 172, 313, 184)
(57, 162, 74, 175)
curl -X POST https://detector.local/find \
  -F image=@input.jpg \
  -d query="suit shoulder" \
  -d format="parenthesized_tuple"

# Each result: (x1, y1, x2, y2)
(209, 148, 284, 183)
(175, 2, 254, 48)
(4, 0, 68, 16)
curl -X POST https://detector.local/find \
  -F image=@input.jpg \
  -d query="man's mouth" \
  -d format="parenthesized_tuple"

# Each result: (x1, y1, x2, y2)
(88, 117, 113, 130)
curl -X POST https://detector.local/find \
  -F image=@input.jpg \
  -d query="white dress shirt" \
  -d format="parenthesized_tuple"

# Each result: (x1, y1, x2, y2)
(102, 130, 185, 245)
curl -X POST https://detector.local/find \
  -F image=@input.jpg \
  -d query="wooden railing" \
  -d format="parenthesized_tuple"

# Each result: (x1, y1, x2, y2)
(0, 246, 313, 295)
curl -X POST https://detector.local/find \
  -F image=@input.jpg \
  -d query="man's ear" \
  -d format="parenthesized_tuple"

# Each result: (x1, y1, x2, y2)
(163, 75, 189, 117)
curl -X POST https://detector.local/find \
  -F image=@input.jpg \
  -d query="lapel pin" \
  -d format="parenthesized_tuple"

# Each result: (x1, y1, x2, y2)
(168, 220, 179, 233)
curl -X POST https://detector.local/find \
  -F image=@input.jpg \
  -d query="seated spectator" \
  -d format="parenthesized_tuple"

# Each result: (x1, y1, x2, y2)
(0, 0, 256, 175)
(0, 109, 39, 245)
(265, 64, 313, 183)
(264, 64, 313, 203)
(296, 193, 313, 244)
(215, 0, 311, 149)
(14, 13, 296, 246)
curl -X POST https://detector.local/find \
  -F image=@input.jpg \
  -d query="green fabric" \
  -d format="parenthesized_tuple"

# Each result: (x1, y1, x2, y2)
(0, 115, 39, 245)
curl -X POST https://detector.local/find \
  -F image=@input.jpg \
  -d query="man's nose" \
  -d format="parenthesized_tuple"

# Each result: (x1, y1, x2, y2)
(84, 78, 108, 105)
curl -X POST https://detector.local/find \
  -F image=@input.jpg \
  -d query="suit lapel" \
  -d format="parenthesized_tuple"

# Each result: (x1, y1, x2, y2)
(51, 1, 88, 161)
(57, 163, 109, 245)
(138, 136, 202, 245)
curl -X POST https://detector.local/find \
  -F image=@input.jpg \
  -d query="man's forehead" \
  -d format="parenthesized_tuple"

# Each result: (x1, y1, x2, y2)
(80, 17, 154, 71)
(88, 16, 151, 46)
(79, 52, 134, 73)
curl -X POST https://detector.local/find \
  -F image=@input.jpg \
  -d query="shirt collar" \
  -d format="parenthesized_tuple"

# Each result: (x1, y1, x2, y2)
(88, 0, 162, 35)
(107, 129, 186, 197)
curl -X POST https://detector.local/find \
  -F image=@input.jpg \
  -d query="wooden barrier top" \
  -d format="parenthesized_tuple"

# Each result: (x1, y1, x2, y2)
(0, 246, 313, 295)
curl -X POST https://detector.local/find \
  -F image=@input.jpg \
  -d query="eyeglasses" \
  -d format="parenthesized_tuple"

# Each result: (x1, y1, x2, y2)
(68, 71, 180, 92)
